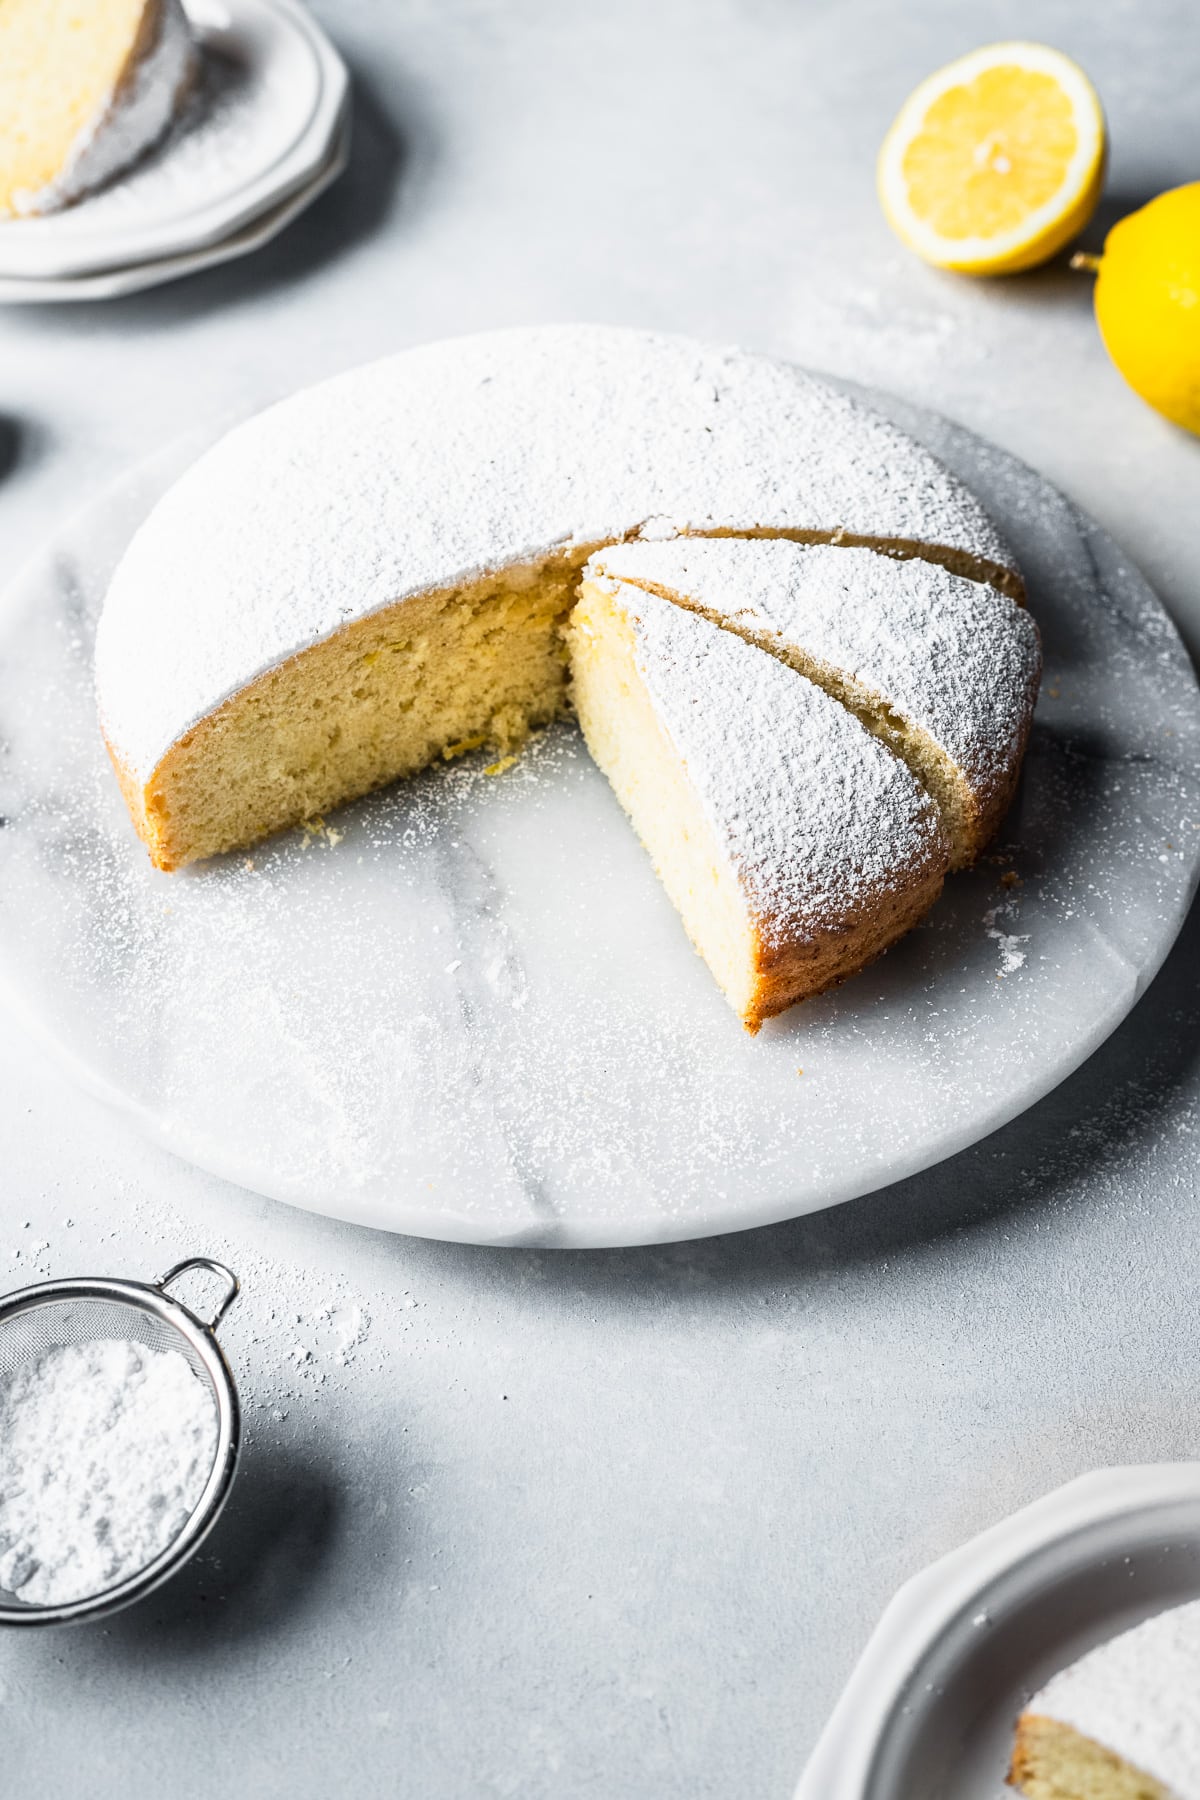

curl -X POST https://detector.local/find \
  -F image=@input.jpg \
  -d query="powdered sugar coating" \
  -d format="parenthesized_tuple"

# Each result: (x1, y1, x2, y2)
(591, 537, 1042, 821)
(13, 0, 195, 218)
(604, 579, 949, 942)
(1027, 1598, 1200, 1795)
(95, 325, 1017, 782)
(0, 1336, 217, 1607)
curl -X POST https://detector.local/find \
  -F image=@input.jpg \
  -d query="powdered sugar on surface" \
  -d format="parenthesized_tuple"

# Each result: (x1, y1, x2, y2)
(1029, 1597, 1200, 1794)
(603, 579, 949, 941)
(984, 896, 1030, 975)
(592, 538, 1042, 817)
(0, 1336, 217, 1606)
(95, 326, 1017, 779)
(2, 383, 1197, 1245)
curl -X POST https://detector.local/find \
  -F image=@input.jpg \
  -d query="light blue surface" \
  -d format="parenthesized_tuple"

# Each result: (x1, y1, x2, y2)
(1, 0, 1199, 1794)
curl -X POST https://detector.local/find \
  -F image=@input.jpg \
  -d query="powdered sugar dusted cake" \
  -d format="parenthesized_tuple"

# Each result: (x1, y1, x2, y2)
(0, 0, 195, 219)
(1010, 1598, 1200, 1799)
(567, 577, 950, 1030)
(94, 325, 1031, 1027)
(95, 325, 1020, 865)
(588, 537, 1041, 867)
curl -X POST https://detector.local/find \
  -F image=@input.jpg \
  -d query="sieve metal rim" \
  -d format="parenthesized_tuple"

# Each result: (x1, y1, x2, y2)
(0, 1256, 241, 1628)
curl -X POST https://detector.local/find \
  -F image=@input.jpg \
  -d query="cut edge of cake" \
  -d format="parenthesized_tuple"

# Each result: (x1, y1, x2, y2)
(110, 548, 588, 872)
(588, 538, 1041, 870)
(0, 0, 195, 221)
(566, 573, 950, 1032)
(1009, 1712, 1170, 1800)
(110, 525, 1030, 875)
(691, 521, 1026, 605)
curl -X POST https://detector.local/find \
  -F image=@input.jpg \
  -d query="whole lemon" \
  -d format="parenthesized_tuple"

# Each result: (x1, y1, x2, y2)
(1078, 183, 1200, 435)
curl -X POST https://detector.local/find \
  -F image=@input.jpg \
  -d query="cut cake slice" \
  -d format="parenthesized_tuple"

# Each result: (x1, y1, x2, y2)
(589, 537, 1041, 868)
(1010, 1597, 1200, 1800)
(566, 572, 951, 1031)
(0, 0, 194, 219)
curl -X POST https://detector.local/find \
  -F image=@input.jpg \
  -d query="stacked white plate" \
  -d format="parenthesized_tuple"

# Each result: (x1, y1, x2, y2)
(0, 0, 348, 302)
(797, 1463, 1200, 1799)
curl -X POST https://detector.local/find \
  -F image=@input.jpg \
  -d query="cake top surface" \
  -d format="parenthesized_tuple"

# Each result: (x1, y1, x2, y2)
(1028, 1597, 1200, 1795)
(590, 537, 1042, 809)
(95, 324, 1017, 781)
(599, 576, 949, 938)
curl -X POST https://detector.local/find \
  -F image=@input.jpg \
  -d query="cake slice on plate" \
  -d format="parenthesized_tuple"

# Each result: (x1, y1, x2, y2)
(589, 537, 1041, 868)
(0, 0, 195, 219)
(1010, 1596, 1200, 1799)
(566, 571, 950, 1032)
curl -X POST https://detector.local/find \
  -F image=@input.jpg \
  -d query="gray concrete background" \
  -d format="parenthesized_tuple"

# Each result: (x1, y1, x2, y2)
(2, 2, 1199, 1794)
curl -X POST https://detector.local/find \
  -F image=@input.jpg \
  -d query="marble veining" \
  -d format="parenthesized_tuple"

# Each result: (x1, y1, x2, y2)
(0, 387, 1197, 1247)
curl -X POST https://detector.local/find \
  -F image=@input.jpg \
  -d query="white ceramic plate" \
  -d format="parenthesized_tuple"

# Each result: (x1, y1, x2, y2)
(0, 390, 1197, 1247)
(0, 0, 347, 281)
(796, 1463, 1200, 1800)
(0, 110, 349, 303)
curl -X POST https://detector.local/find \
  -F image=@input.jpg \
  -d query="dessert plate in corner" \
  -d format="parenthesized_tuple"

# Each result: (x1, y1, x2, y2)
(796, 1463, 1200, 1800)
(0, 390, 1197, 1248)
(0, 0, 348, 281)
(0, 107, 349, 303)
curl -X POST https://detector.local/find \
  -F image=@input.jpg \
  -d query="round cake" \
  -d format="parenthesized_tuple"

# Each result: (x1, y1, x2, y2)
(0, 0, 195, 219)
(94, 324, 1036, 1029)
(1011, 1597, 1200, 1798)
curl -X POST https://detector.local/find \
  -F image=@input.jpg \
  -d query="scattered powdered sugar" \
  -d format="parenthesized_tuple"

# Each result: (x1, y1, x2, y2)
(5, 1190, 392, 1438)
(96, 325, 1018, 780)
(984, 896, 1029, 975)
(63, 34, 277, 227)
(3, 364, 1196, 1242)
(1027, 1598, 1200, 1792)
(0, 1337, 217, 1606)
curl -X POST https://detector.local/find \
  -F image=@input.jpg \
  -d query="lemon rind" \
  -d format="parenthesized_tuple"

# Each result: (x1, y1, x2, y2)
(877, 40, 1107, 275)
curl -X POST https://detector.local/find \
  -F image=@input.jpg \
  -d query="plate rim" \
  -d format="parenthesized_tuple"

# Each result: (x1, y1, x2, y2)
(0, 0, 348, 280)
(0, 108, 350, 304)
(794, 1461, 1200, 1800)
(0, 386, 1196, 1248)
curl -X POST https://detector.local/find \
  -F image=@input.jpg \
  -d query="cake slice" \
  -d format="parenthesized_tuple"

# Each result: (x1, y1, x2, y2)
(1010, 1597, 1200, 1799)
(0, 0, 195, 219)
(566, 573, 950, 1031)
(589, 538, 1041, 868)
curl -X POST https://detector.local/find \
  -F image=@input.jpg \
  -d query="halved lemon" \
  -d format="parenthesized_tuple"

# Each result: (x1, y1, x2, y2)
(878, 42, 1107, 275)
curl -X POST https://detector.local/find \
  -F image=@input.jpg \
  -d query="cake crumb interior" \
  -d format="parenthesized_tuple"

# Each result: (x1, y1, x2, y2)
(120, 529, 1014, 873)
(0, 0, 154, 216)
(129, 552, 588, 870)
(1010, 1714, 1170, 1800)
(566, 581, 759, 1024)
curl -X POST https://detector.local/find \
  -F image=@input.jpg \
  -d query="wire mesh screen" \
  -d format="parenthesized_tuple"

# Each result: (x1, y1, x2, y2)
(0, 1293, 224, 1616)
(0, 1296, 210, 1382)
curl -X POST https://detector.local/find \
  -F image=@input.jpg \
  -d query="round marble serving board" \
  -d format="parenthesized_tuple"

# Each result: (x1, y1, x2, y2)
(1, 387, 1197, 1248)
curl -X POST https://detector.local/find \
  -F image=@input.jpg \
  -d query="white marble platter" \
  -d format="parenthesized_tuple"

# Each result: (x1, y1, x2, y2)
(0, 387, 1197, 1248)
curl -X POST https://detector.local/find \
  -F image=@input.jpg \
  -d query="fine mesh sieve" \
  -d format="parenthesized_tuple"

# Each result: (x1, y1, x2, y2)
(0, 1257, 241, 1627)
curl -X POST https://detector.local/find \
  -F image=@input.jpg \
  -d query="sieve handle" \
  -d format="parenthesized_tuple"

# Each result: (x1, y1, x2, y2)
(156, 1257, 240, 1332)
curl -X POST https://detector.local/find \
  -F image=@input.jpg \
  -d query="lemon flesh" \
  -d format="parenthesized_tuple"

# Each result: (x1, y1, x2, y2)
(878, 41, 1106, 275)
(1090, 184, 1200, 436)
